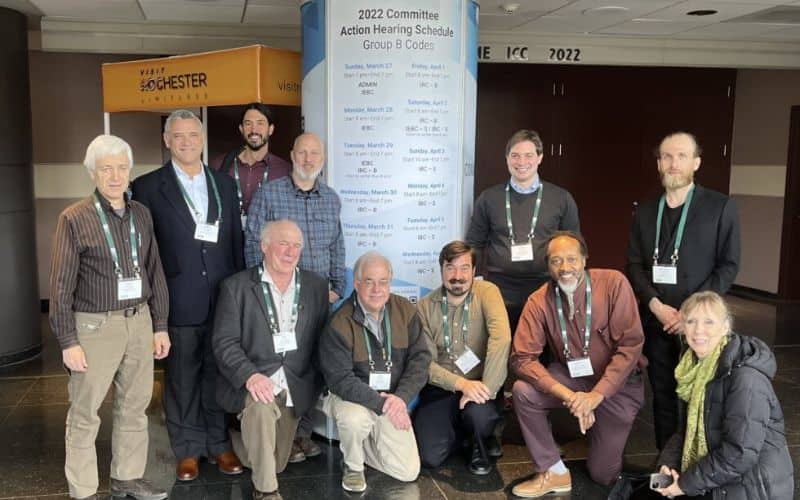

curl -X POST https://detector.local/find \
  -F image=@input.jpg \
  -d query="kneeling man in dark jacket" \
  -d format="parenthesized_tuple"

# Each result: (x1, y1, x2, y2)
(213, 219, 330, 500)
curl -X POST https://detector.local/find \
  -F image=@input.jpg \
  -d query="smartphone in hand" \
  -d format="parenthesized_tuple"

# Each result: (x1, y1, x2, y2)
(650, 473, 674, 490)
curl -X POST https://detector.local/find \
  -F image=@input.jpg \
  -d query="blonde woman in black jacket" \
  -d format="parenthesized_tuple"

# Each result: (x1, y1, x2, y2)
(654, 291, 793, 500)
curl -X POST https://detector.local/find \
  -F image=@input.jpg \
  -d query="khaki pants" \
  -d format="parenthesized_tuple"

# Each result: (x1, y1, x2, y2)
(232, 393, 297, 493)
(330, 394, 420, 482)
(65, 305, 154, 499)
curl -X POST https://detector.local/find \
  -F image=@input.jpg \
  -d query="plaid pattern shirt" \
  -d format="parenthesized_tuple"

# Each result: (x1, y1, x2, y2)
(244, 175, 346, 296)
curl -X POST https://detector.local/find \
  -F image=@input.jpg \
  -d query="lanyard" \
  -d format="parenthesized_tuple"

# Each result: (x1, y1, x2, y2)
(505, 182, 543, 245)
(176, 166, 223, 224)
(93, 194, 139, 278)
(555, 271, 592, 360)
(233, 155, 269, 215)
(441, 291, 471, 359)
(362, 305, 392, 371)
(653, 185, 695, 264)
(259, 265, 301, 335)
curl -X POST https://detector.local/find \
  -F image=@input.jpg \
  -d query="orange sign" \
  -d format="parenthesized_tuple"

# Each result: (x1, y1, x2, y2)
(102, 45, 301, 112)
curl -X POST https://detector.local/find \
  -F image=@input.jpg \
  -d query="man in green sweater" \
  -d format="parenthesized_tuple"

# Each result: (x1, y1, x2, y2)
(413, 241, 511, 475)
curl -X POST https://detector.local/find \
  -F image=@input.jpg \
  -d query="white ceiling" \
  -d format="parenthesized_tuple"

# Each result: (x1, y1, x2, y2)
(4, 0, 800, 42)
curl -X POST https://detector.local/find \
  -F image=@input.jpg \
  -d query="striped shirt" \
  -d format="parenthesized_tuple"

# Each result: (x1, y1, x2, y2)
(49, 190, 169, 349)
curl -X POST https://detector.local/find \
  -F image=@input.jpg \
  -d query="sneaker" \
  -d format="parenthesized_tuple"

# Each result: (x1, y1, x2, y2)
(295, 436, 321, 458)
(511, 470, 572, 498)
(109, 478, 168, 500)
(253, 489, 283, 500)
(341, 464, 367, 493)
(287, 440, 306, 463)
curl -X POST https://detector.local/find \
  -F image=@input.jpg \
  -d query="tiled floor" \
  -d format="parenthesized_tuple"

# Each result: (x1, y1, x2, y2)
(1, 295, 798, 499)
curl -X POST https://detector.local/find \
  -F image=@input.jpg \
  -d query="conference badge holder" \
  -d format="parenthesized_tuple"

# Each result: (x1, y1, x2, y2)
(567, 357, 594, 378)
(369, 371, 392, 391)
(194, 222, 219, 242)
(455, 348, 481, 374)
(273, 330, 297, 354)
(511, 241, 534, 262)
(652, 264, 677, 285)
(118, 277, 142, 301)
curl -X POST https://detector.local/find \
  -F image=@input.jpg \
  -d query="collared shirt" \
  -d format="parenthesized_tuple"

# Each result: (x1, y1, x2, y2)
(356, 295, 385, 342)
(510, 268, 645, 399)
(211, 151, 292, 214)
(172, 161, 208, 223)
(417, 280, 511, 396)
(49, 191, 170, 350)
(244, 175, 346, 296)
(261, 267, 298, 334)
(509, 176, 541, 194)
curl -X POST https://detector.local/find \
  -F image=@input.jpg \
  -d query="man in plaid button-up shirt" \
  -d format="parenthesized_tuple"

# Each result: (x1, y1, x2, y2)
(244, 132, 345, 300)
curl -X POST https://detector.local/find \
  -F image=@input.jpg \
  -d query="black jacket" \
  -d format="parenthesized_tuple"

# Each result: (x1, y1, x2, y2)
(626, 184, 740, 318)
(658, 333, 794, 500)
(212, 267, 329, 416)
(131, 162, 244, 326)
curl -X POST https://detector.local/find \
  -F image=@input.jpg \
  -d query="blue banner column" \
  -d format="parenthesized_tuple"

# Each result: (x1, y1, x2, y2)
(301, 0, 478, 301)
(0, 7, 42, 366)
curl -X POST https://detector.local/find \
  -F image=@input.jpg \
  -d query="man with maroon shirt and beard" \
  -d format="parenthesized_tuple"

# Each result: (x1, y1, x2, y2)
(211, 103, 292, 227)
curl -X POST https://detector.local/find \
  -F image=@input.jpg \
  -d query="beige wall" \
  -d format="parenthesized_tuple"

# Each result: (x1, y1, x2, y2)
(32, 51, 164, 299)
(729, 69, 800, 294)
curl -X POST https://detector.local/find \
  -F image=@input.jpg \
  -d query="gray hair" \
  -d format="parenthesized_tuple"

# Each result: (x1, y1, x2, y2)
(353, 251, 393, 281)
(292, 132, 325, 151)
(260, 219, 303, 247)
(164, 109, 203, 134)
(83, 134, 133, 173)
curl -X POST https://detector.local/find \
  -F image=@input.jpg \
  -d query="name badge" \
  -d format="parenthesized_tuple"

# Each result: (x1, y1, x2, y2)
(567, 357, 594, 378)
(652, 264, 677, 285)
(369, 371, 392, 391)
(118, 278, 142, 301)
(194, 222, 219, 242)
(455, 348, 481, 374)
(273, 330, 297, 354)
(511, 242, 534, 262)
(240, 214, 247, 228)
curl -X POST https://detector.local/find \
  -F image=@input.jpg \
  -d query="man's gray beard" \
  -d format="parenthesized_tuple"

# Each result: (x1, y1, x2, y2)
(293, 166, 322, 182)
(558, 280, 579, 320)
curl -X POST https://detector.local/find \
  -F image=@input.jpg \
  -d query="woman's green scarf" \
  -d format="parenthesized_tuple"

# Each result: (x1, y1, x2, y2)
(674, 335, 730, 471)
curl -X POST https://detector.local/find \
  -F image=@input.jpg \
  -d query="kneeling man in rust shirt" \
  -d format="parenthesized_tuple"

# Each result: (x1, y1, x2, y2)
(511, 231, 646, 498)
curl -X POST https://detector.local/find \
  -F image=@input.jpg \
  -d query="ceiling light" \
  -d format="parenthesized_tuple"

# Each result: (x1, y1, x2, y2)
(582, 6, 630, 16)
(500, 3, 520, 15)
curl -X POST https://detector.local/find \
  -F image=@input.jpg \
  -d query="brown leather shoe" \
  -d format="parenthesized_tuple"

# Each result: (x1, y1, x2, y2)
(213, 450, 244, 475)
(512, 470, 572, 498)
(176, 457, 199, 481)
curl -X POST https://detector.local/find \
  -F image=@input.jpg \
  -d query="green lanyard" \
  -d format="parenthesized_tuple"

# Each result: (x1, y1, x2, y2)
(233, 155, 269, 215)
(176, 166, 223, 224)
(259, 265, 301, 335)
(93, 194, 139, 278)
(505, 182, 543, 245)
(362, 305, 392, 371)
(653, 185, 695, 265)
(441, 291, 471, 359)
(555, 271, 592, 360)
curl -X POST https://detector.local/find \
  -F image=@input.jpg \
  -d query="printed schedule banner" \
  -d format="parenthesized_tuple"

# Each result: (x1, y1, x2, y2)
(302, 0, 478, 301)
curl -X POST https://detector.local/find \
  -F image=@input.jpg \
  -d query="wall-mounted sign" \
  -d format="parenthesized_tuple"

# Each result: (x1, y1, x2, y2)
(478, 44, 585, 64)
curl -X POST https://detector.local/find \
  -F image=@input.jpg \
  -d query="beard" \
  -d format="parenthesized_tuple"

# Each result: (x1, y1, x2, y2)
(445, 279, 471, 297)
(293, 165, 323, 182)
(557, 279, 579, 294)
(244, 133, 268, 151)
(660, 170, 693, 190)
